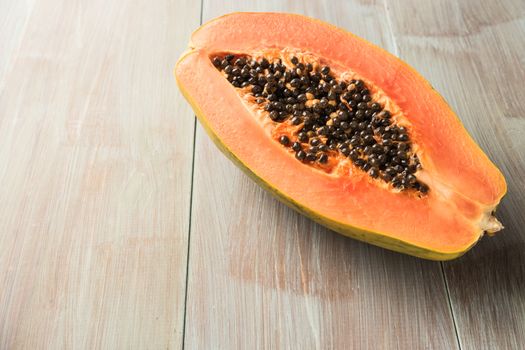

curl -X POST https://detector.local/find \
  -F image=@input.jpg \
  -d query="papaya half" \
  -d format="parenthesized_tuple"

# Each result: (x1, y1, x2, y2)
(175, 12, 507, 260)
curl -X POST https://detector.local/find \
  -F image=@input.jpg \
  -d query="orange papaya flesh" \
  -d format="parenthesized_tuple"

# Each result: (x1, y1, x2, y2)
(175, 13, 507, 260)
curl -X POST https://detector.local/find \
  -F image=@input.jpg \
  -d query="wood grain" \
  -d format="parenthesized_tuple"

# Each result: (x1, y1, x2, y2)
(184, 1, 459, 349)
(384, 0, 525, 348)
(0, 0, 200, 348)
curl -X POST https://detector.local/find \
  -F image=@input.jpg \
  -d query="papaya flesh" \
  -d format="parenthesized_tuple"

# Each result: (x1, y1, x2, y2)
(175, 12, 507, 260)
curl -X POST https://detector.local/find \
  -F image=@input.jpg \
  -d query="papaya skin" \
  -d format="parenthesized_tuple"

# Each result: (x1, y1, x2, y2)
(175, 13, 506, 260)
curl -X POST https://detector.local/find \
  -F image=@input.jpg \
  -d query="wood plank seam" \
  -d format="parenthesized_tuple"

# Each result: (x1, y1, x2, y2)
(440, 264, 463, 350)
(181, 1, 205, 349)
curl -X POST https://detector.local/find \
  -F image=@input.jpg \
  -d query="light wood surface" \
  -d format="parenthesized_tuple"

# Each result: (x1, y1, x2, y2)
(0, 0, 200, 348)
(1, 0, 524, 349)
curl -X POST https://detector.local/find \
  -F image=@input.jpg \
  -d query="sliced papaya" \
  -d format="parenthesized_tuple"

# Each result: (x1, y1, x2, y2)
(175, 12, 507, 260)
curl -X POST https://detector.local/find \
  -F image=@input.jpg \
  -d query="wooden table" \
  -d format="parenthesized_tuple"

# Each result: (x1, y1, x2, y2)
(1, 1, 523, 349)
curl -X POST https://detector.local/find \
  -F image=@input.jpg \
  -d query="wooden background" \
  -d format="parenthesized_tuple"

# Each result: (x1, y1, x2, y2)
(0, 0, 523, 349)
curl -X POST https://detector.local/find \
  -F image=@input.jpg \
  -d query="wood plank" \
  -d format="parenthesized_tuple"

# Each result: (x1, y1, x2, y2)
(384, 0, 525, 349)
(0, 0, 200, 348)
(184, 2, 459, 349)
